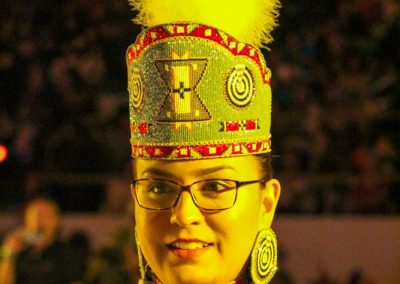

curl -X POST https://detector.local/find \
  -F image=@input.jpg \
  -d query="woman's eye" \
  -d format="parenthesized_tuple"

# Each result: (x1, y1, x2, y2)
(201, 181, 232, 192)
(147, 183, 171, 194)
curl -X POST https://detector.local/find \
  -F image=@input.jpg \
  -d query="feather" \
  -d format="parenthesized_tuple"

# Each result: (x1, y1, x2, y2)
(128, 0, 281, 48)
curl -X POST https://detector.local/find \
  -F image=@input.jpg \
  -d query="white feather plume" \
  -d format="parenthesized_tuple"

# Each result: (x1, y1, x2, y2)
(129, 0, 281, 48)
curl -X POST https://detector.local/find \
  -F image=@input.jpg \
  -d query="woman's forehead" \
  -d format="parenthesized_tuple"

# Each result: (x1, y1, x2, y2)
(133, 156, 260, 179)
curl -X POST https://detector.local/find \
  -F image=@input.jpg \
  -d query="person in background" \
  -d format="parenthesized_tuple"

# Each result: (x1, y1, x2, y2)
(0, 198, 83, 284)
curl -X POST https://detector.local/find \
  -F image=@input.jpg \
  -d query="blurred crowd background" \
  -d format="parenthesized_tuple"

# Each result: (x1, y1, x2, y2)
(0, 0, 399, 215)
(0, 0, 399, 283)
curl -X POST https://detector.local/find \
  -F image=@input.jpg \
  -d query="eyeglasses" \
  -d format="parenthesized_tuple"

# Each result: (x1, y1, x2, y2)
(131, 178, 266, 211)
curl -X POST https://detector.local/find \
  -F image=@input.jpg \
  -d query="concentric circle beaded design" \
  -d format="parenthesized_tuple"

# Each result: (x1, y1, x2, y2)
(226, 65, 255, 107)
(250, 228, 278, 284)
(129, 68, 144, 110)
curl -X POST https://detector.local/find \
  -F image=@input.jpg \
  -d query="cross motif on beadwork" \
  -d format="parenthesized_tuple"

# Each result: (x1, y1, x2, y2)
(155, 50, 211, 130)
(174, 81, 191, 99)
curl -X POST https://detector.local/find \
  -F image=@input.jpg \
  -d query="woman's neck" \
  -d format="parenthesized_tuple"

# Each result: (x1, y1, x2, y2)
(152, 277, 250, 284)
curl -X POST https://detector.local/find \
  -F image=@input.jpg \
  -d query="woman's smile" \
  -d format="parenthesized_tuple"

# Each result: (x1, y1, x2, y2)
(167, 238, 213, 258)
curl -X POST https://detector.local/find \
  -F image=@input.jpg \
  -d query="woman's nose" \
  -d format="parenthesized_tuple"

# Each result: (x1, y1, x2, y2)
(170, 191, 204, 227)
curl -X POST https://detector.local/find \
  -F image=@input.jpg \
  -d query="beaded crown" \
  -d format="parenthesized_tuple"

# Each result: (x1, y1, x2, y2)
(127, 1, 280, 160)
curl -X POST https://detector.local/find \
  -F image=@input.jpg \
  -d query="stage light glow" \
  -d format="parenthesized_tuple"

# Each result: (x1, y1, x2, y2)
(0, 144, 8, 163)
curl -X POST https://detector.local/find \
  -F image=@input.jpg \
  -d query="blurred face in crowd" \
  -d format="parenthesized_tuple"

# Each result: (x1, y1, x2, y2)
(24, 199, 61, 247)
(132, 156, 280, 284)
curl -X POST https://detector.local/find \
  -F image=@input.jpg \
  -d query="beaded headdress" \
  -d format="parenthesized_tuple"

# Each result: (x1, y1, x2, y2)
(127, 0, 280, 160)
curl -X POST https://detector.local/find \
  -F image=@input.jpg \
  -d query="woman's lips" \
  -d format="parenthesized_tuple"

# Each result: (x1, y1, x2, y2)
(167, 239, 212, 258)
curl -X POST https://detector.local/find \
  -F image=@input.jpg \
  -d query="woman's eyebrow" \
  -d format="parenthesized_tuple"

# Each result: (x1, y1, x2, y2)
(142, 168, 176, 179)
(193, 165, 238, 176)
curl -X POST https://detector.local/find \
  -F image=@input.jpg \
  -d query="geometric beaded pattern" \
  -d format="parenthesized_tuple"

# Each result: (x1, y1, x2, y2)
(127, 23, 273, 159)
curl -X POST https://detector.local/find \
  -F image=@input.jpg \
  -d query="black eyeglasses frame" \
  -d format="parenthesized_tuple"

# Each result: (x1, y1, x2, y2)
(130, 178, 267, 211)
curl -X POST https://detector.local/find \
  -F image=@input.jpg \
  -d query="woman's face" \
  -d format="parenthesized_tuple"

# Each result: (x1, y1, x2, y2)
(132, 156, 280, 284)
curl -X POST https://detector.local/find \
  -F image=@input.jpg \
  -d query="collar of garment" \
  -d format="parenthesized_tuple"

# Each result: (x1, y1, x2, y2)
(153, 277, 250, 284)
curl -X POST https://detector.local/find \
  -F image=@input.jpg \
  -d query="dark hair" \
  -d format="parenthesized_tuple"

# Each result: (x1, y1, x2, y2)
(255, 153, 273, 180)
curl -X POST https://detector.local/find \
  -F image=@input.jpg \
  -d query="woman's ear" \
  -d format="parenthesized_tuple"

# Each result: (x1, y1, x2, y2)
(259, 178, 281, 229)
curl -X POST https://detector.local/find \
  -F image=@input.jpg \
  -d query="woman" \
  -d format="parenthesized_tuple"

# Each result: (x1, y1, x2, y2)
(127, 0, 281, 283)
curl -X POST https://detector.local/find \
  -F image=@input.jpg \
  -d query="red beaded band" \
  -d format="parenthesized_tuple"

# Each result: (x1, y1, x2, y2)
(131, 139, 271, 159)
(127, 24, 271, 84)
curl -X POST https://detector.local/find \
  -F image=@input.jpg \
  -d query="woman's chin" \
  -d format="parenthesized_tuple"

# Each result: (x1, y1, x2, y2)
(159, 266, 222, 284)
(161, 276, 215, 284)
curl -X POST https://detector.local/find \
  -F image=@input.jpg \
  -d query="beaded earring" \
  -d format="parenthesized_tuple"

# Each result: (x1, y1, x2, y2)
(250, 228, 278, 284)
